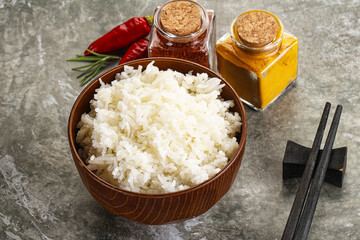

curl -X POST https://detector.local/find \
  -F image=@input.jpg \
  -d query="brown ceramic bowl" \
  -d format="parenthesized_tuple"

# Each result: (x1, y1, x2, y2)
(68, 57, 247, 225)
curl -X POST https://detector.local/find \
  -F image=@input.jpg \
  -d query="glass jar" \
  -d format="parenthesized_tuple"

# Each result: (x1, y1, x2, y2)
(148, 0, 216, 70)
(216, 10, 298, 110)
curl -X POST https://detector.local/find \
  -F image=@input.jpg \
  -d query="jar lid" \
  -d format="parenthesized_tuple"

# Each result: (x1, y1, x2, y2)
(230, 10, 284, 54)
(160, 1, 201, 36)
(236, 11, 278, 48)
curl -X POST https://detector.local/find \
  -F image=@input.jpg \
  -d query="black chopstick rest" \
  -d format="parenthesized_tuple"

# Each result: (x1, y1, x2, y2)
(283, 140, 347, 187)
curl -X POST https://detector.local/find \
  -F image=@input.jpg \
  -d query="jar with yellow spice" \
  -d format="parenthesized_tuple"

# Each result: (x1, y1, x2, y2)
(216, 10, 298, 110)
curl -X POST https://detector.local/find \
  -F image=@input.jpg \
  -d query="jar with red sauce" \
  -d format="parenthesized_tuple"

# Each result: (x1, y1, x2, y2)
(148, 0, 216, 70)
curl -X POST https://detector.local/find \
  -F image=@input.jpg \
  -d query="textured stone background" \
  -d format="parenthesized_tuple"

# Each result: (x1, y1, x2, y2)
(0, 0, 359, 239)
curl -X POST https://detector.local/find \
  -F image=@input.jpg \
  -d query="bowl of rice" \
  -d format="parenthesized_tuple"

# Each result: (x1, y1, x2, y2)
(68, 57, 247, 225)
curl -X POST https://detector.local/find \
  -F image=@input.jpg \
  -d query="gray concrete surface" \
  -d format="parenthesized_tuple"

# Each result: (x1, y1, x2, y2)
(1, 0, 359, 239)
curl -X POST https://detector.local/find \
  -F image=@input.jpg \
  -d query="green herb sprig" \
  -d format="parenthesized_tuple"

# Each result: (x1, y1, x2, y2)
(67, 49, 120, 86)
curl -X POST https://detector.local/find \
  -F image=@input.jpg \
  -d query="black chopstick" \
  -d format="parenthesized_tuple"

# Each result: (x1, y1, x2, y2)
(281, 102, 331, 240)
(293, 104, 342, 240)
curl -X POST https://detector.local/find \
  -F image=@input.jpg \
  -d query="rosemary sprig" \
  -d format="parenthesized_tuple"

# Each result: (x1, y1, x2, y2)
(67, 49, 120, 86)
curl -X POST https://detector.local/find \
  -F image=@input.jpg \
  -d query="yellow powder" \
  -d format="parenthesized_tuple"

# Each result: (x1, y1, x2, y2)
(216, 32, 298, 110)
(216, 10, 298, 110)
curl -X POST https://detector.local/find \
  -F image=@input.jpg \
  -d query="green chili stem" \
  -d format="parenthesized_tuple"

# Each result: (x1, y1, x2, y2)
(85, 49, 120, 59)
(67, 56, 103, 62)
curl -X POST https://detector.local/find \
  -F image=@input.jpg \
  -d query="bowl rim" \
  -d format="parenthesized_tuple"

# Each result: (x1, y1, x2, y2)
(68, 57, 247, 197)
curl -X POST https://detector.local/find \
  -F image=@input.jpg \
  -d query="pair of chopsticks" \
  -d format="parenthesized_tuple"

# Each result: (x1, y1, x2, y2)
(282, 102, 343, 240)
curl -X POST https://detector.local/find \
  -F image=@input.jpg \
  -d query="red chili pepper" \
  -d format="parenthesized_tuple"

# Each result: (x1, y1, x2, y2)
(84, 15, 153, 56)
(119, 39, 149, 64)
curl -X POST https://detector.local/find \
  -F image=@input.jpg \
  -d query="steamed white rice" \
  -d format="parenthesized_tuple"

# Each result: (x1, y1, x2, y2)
(76, 62, 242, 194)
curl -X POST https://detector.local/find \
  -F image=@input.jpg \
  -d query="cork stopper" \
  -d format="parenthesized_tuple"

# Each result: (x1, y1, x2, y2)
(236, 11, 278, 48)
(160, 1, 201, 36)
